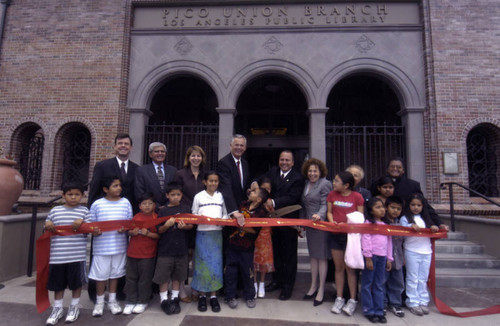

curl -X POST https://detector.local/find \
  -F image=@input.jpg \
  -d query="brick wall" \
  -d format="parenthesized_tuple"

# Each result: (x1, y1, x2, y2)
(425, 0, 500, 203)
(0, 0, 131, 194)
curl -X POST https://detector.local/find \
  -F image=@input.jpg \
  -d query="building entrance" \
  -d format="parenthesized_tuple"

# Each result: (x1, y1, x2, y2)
(145, 76, 219, 169)
(326, 74, 405, 187)
(235, 76, 309, 178)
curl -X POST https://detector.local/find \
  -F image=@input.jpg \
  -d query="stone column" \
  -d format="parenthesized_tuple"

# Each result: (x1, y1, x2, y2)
(216, 107, 236, 159)
(308, 107, 329, 162)
(399, 106, 426, 192)
(128, 107, 152, 164)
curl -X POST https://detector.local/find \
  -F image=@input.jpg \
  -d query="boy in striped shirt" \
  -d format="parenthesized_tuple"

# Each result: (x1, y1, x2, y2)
(44, 182, 90, 325)
(88, 176, 133, 317)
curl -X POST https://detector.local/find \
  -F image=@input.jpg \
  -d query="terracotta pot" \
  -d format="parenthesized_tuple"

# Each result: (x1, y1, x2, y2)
(0, 159, 24, 216)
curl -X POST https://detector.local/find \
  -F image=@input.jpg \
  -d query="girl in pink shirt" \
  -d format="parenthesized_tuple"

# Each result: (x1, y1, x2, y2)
(361, 197, 393, 323)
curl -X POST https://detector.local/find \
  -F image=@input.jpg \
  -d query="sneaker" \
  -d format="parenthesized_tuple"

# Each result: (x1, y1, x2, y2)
(172, 297, 181, 314)
(342, 299, 357, 316)
(92, 302, 105, 317)
(389, 305, 405, 317)
(258, 282, 265, 298)
(122, 304, 134, 315)
(330, 297, 345, 314)
(246, 299, 256, 308)
(46, 306, 64, 325)
(132, 303, 147, 314)
(64, 304, 80, 324)
(420, 305, 430, 315)
(210, 297, 221, 312)
(378, 315, 387, 323)
(107, 301, 122, 315)
(409, 306, 424, 316)
(366, 315, 379, 323)
(227, 298, 238, 309)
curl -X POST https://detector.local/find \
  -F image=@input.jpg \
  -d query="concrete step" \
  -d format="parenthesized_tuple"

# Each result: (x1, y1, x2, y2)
(434, 240, 484, 254)
(298, 236, 308, 249)
(435, 253, 500, 269)
(439, 231, 468, 241)
(297, 248, 310, 265)
(436, 268, 500, 288)
(298, 230, 500, 288)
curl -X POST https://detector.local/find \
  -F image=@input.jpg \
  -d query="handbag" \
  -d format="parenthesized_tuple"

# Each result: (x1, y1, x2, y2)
(344, 211, 365, 269)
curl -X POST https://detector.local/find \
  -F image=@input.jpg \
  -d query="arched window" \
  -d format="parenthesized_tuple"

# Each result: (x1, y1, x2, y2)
(10, 123, 45, 190)
(467, 124, 499, 197)
(53, 123, 91, 188)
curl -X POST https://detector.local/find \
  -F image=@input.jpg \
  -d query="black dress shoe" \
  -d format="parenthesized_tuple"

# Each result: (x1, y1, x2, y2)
(366, 315, 379, 323)
(313, 299, 323, 306)
(198, 297, 207, 312)
(303, 291, 317, 300)
(279, 290, 292, 301)
(265, 282, 281, 292)
(210, 297, 221, 312)
(160, 300, 170, 315)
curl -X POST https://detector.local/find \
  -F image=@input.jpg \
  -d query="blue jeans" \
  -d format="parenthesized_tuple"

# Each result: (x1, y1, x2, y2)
(404, 250, 431, 307)
(361, 255, 386, 316)
(224, 247, 255, 300)
(384, 267, 404, 307)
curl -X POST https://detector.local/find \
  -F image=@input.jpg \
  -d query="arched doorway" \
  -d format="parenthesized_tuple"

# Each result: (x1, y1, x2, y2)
(235, 75, 309, 177)
(467, 123, 500, 197)
(326, 74, 405, 187)
(147, 76, 219, 169)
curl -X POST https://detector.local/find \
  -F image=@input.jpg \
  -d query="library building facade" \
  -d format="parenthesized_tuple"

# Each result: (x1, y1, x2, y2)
(0, 0, 498, 206)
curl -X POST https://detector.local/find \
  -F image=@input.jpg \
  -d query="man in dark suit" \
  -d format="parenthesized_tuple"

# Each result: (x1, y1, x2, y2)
(87, 133, 139, 302)
(375, 157, 448, 230)
(261, 150, 305, 300)
(134, 142, 177, 207)
(216, 134, 250, 220)
(88, 133, 139, 211)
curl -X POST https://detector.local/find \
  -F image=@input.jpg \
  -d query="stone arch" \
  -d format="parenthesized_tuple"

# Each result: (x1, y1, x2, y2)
(128, 60, 225, 109)
(319, 58, 426, 185)
(318, 58, 423, 109)
(226, 59, 318, 108)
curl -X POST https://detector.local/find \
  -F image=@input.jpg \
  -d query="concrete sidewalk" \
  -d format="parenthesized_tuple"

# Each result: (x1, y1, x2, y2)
(0, 275, 499, 326)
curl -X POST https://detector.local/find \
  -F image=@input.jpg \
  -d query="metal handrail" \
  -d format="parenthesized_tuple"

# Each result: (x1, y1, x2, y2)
(440, 182, 500, 232)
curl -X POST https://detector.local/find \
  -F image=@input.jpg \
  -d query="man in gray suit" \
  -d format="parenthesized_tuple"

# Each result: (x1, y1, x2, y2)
(135, 142, 177, 207)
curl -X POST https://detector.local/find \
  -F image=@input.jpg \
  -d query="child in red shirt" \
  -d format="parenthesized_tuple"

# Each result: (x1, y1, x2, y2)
(123, 192, 159, 315)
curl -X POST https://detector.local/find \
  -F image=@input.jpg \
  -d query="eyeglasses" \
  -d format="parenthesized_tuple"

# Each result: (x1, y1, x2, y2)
(153, 150, 166, 153)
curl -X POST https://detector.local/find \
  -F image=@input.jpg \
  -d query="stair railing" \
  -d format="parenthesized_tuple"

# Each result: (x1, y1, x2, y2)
(440, 182, 500, 232)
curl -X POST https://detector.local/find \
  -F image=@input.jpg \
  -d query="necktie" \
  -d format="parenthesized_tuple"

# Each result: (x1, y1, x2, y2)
(120, 162, 126, 180)
(236, 160, 243, 188)
(281, 173, 285, 179)
(157, 166, 165, 190)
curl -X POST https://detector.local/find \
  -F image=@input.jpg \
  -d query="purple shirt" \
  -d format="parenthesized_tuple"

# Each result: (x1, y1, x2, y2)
(361, 221, 393, 261)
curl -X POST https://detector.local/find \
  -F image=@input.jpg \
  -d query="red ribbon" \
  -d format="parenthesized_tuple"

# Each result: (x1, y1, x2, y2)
(35, 214, 499, 317)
